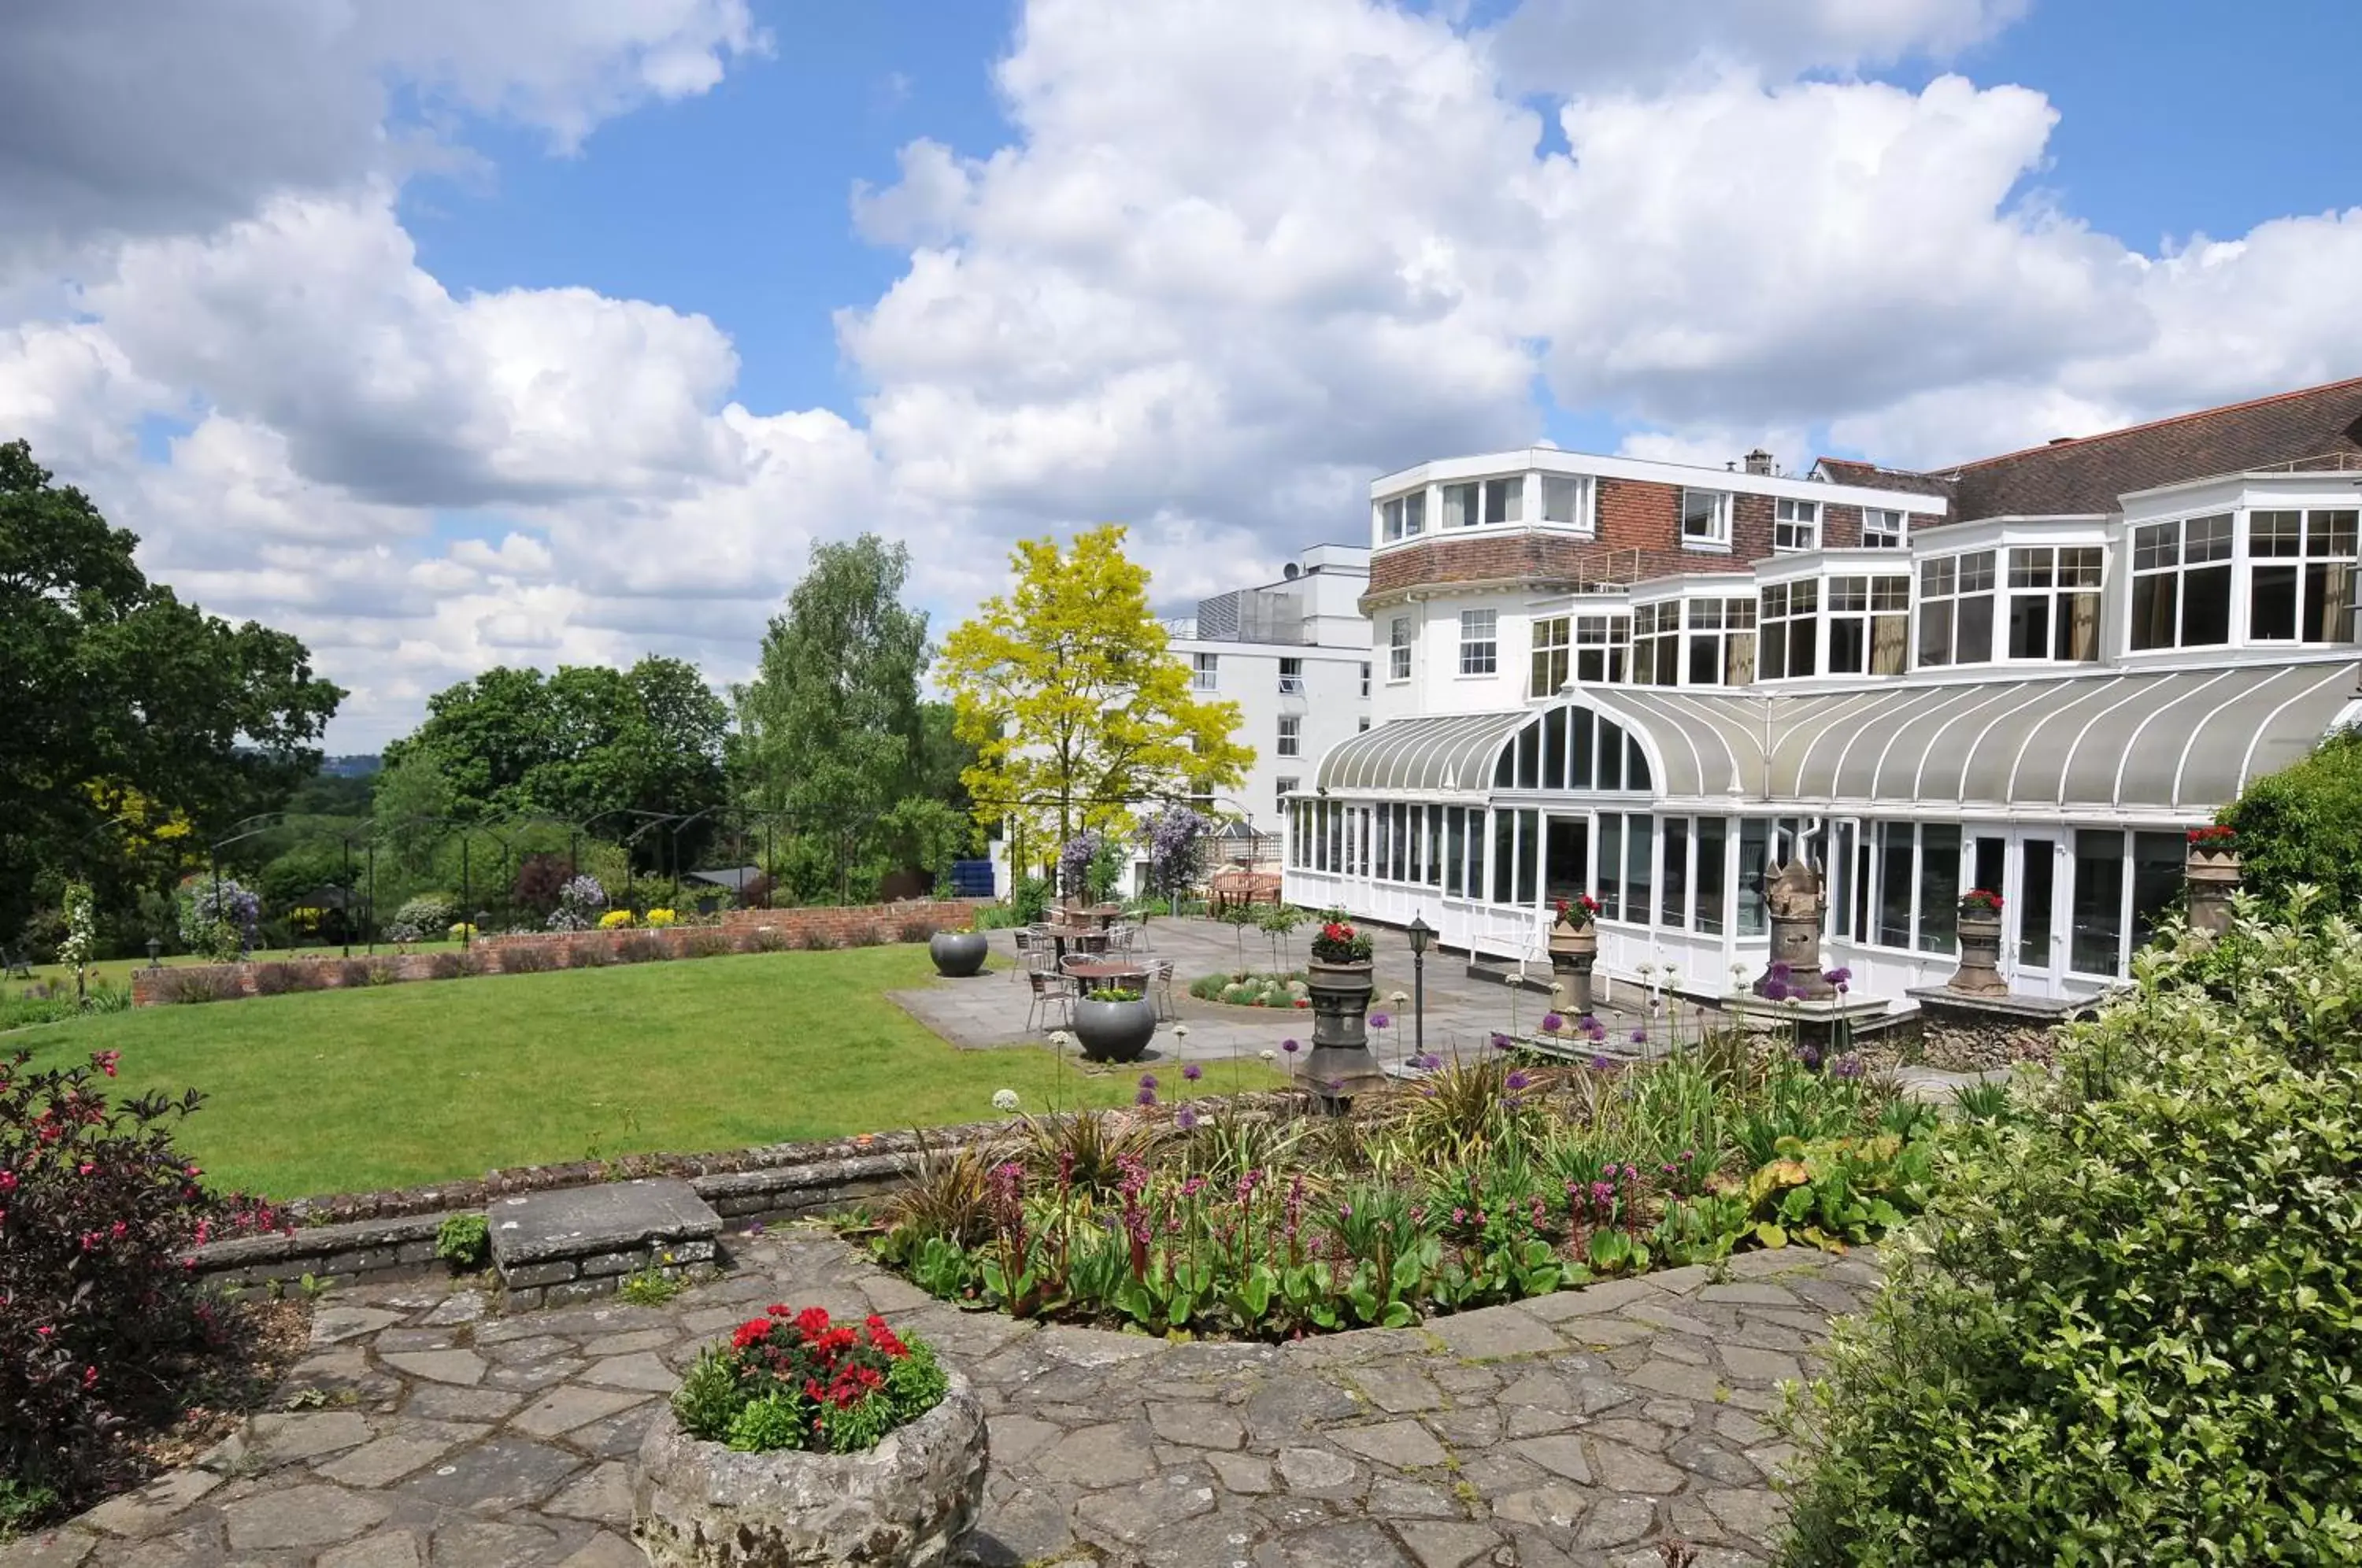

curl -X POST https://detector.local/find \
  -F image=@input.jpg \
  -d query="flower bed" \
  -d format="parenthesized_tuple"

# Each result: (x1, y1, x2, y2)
(868, 1034, 1940, 1339)
(1187, 971, 1313, 1009)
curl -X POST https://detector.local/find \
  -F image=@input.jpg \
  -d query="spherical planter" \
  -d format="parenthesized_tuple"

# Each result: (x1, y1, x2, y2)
(1070, 995, 1157, 1062)
(927, 930, 988, 978)
(633, 1370, 987, 1568)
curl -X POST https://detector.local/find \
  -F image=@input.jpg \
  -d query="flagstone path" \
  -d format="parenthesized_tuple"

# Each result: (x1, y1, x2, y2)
(2, 1230, 1878, 1568)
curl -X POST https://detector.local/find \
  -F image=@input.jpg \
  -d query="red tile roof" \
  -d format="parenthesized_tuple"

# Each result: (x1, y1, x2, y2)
(1816, 376, 2362, 522)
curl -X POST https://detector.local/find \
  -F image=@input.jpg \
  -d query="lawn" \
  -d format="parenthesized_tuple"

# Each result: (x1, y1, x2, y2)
(11, 945, 1278, 1200)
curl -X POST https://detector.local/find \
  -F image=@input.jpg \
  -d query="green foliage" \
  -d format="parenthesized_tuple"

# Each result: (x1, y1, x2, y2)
(2219, 727, 2362, 910)
(1010, 875, 1051, 925)
(725, 1392, 809, 1452)
(671, 1348, 742, 1442)
(673, 1307, 946, 1455)
(1781, 906, 2362, 1565)
(0, 441, 342, 945)
(1188, 971, 1309, 1009)
(617, 1265, 688, 1306)
(434, 1212, 489, 1268)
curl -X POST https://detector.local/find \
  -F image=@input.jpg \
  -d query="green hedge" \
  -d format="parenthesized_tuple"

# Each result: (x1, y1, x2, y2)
(2219, 727, 2362, 910)
(1780, 899, 2362, 1564)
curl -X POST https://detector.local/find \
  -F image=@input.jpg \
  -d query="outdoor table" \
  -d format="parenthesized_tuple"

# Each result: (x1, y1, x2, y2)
(1040, 926, 1110, 960)
(1064, 958, 1150, 991)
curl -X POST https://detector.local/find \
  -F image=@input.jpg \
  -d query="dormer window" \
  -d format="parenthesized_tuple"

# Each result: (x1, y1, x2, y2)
(2249, 508, 2358, 643)
(1759, 580, 1819, 679)
(1917, 550, 1997, 667)
(2130, 516, 2231, 651)
(1775, 498, 1820, 553)
(1827, 576, 1909, 675)
(2006, 547, 2102, 661)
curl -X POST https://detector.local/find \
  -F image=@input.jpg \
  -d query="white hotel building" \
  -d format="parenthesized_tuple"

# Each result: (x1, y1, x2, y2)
(1282, 379, 2362, 1009)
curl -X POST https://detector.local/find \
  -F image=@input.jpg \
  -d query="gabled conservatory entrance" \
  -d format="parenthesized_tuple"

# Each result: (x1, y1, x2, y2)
(1286, 660, 2360, 1006)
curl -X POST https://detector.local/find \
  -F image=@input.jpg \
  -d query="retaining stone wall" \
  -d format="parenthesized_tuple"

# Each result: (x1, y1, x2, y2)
(129, 899, 983, 1006)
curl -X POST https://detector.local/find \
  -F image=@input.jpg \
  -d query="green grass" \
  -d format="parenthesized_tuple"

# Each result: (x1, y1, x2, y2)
(13, 945, 1279, 1200)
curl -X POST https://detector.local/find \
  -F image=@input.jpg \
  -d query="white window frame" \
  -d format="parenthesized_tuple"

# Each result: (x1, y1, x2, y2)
(1530, 615, 1571, 697)
(1482, 475, 1524, 525)
(2004, 546, 2104, 663)
(1774, 497, 1820, 553)
(1359, 661, 1370, 697)
(1825, 575, 1910, 675)
(1862, 507, 1906, 549)
(1388, 616, 1412, 681)
(1916, 549, 1998, 668)
(1379, 490, 1426, 542)
(1275, 775, 1298, 809)
(1758, 579, 1820, 679)
(1681, 488, 1731, 550)
(1538, 473, 1592, 531)
(1458, 608, 1498, 676)
(1575, 613, 1630, 683)
(1278, 656, 1305, 694)
(2246, 508, 2358, 645)
(1277, 716, 1301, 757)
(1190, 651, 1218, 690)
(2129, 516, 2234, 653)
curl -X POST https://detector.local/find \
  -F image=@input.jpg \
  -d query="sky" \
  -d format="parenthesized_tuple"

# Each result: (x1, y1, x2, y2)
(4, 0, 2360, 750)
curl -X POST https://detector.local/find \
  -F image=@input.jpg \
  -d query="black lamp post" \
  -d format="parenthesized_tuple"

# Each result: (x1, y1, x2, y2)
(1406, 915, 1433, 1062)
(146, 937, 161, 969)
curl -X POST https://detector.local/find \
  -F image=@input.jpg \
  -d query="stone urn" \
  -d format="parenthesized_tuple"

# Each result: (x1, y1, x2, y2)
(1944, 893, 2008, 997)
(1070, 993, 1156, 1062)
(1546, 900, 1599, 1016)
(634, 1370, 987, 1567)
(927, 929, 988, 978)
(1302, 956, 1381, 1108)
(2185, 835, 2242, 943)
(1753, 858, 1835, 1001)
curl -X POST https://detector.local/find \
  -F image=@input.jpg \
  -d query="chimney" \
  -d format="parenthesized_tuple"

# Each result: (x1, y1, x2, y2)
(1742, 448, 1775, 476)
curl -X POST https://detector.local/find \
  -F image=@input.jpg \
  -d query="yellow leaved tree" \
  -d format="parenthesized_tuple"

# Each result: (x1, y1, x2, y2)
(941, 526, 1252, 872)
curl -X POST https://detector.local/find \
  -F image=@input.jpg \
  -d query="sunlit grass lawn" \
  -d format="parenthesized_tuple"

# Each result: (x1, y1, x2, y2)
(15, 945, 1277, 1200)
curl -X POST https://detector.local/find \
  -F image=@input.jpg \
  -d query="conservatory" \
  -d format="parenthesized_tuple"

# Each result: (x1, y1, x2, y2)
(1287, 656, 2362, 1004)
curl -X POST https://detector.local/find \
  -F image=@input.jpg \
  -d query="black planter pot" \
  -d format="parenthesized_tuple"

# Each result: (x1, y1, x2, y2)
(1071, 996, 1157, 1063)
(929, 929, 989, 978)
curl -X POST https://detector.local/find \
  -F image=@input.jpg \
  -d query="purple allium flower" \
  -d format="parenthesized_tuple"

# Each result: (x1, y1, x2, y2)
(1797, 1045, 1823, 1070)
(1823, 966, 1852, 988)
(1183, 1062, 1203, 1082)
(1136, 1085, 1158, 1106)
(1338, 1202, 1353, 1219)
(1282, 1037, 1300, 1053)
(1324, 1078, 1344, 1094)
(1630, 1026, 1648, 1045)
(1176, 1106, 1200, 1130)
(1541, 1011, 1565, 1033)
(1490, 1032, 1512, 1051)
(1583, 1015, 1605, 1040)
(1505, 1069, 1533, 1092)
(1138, 1071, 1158, 1089)
(1831, 1054, 1864, 1079)
(1762, 979, 1792, 1002)
(1369, 1012, 1391, 1030)
(1769, 960, 1792, 982)
(1590, 1055, 1613, 1071)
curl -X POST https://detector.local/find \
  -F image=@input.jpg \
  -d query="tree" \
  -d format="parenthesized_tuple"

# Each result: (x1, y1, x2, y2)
(733, 535, 930, 824)
(2219, 728, 2362, 912)
(939, 525, 1252, 864)
(0, 440, 343, 940)
(379, 656, 728, 847)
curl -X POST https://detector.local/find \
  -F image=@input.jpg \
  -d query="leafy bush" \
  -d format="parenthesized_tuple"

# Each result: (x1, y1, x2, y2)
(546, 874, 609, 932)
(1011, 875, 1051, 925)
(800, 927, 837, 952)
(898, 919, 935, 944)
(742, 926, 789, 953)
(248, 962, 298, 996)
(393, 893, 457, 935)
(1190, 971, 1311, 1009)
(670, 1306, 947, 1455)
(2, 1047, 287, 1515)
(2219, 727, 2362, 910)
(512, 852, 572, 915)
(680, 928, 734, 959)
(614, 934, 668, 963)
(434, 1211, 489, 1268)
(643, 908, 679, 929)
(1780, 904, 2362, 1564)
(596, 909, 635, 930)
(176, 877, 259, 963)
(424, 952, 465, 980)
(566, 941, 613, 970)
(154, 967, 244, 1005)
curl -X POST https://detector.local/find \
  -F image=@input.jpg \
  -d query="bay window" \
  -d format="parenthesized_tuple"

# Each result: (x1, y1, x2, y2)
(2249, 508, 2357, 643)
(1685, 597, 1757, 685)
(1380, 491, 1425, 541)
(1916, 550, 1997, 667)
(2006, 546, 2102, 661)
(2130, 515, 2231, 650)
(1759, 579, 1820, 679)
(1632, 602, 1681, 685)
(1826, 575, 1909, 675)
(1575, 613, 1629, 682)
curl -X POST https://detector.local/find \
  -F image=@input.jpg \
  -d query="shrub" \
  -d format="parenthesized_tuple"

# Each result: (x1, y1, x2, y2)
(249, 962, 298, 996)
(1011, 875, 1051, 925)
(434, 1211, 489, 1268)
(446, 921, 477, 942)
(800, 927, 837, 952)
(742, 926, 788, 953)
(176, 877, 259, 962)
(566, 941, 613, 970)
(512, 852, 572, 915)
(2, 1047, 287, 1514)
(643, 908, 679, 929)
(2219, 727, 2362, 911)
(156, 967, 243, 1005)
(1780, 904, 2362, 1564)
(393, 893, 457, 934)
(335, 959, 373, 988)
(597, 909, 635, 930)
(546, 874, 609, 932)
(680, 928, 734, 960)
(671, 1306, 947, 1455)
(898, 919, 935, 944)
(497, 945, 558, 974)
(362, 959, 399, 986)
(424, 952, 465, 980)
(614, 934, 668, 964)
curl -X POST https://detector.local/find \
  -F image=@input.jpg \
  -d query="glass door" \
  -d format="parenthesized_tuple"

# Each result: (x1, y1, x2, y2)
(2015, 835, 2058, 986)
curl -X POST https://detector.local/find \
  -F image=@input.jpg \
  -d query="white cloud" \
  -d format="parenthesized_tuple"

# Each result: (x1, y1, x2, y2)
(5, 0, 2361, 749)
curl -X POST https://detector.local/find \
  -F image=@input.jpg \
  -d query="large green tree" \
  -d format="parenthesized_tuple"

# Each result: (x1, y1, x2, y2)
(0, 440, 343, 938)
(379, 656, 728, 846)
(940, 524, 1251, 860)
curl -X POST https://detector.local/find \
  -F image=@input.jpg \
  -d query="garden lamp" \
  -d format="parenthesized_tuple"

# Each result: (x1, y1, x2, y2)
(1406, 915, 1434, 1059)
(146, 937, 162, 968)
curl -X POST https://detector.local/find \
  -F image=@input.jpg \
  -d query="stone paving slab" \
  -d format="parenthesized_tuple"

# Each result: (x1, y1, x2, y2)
(487, 1178, 721, 1267)
(3, 1228, 1878, 1568)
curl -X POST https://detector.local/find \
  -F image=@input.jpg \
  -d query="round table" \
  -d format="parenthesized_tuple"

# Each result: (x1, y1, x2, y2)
(1064, 958, 1149, 990)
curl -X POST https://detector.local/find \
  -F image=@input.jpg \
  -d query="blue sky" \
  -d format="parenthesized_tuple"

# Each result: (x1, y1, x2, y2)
(7, 0, 2361, 745)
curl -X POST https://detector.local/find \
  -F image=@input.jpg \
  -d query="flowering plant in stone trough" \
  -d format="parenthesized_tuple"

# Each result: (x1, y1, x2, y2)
(671, 1305, 949, 1455)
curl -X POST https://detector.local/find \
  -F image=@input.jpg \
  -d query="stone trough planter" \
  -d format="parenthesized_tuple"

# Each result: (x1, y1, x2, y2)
(633, 1370, 988, 1567)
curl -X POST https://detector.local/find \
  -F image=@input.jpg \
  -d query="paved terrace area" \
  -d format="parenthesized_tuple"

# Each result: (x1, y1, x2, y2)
(6, 1226, 1876, 1568)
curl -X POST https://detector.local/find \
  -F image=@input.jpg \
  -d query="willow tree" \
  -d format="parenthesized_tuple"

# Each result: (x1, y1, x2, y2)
(941, 525, 1251, 868)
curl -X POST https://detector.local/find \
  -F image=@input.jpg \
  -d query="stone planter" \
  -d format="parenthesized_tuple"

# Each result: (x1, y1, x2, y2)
(1303, 957, 1380, 1107)
(1944, 904, 2008, 996)
(2186, 845, 2242, 942)
(634, 1370, 987, 1567)
(927, 930, 988, 978)
(1070, 995, 1156, 1062)
(1547, 924, 1597, 1016)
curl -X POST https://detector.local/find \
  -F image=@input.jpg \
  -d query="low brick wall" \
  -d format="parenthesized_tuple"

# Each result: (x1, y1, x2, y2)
(130, 899, 984, 1006)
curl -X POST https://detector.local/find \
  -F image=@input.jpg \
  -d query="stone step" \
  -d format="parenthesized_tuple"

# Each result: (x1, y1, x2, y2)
(488, 1177, 723, 1309)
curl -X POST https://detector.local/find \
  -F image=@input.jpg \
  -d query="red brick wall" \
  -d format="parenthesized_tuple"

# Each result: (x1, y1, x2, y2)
(1823, 502, 1862, 549)
(130, 900, 983, 1007)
